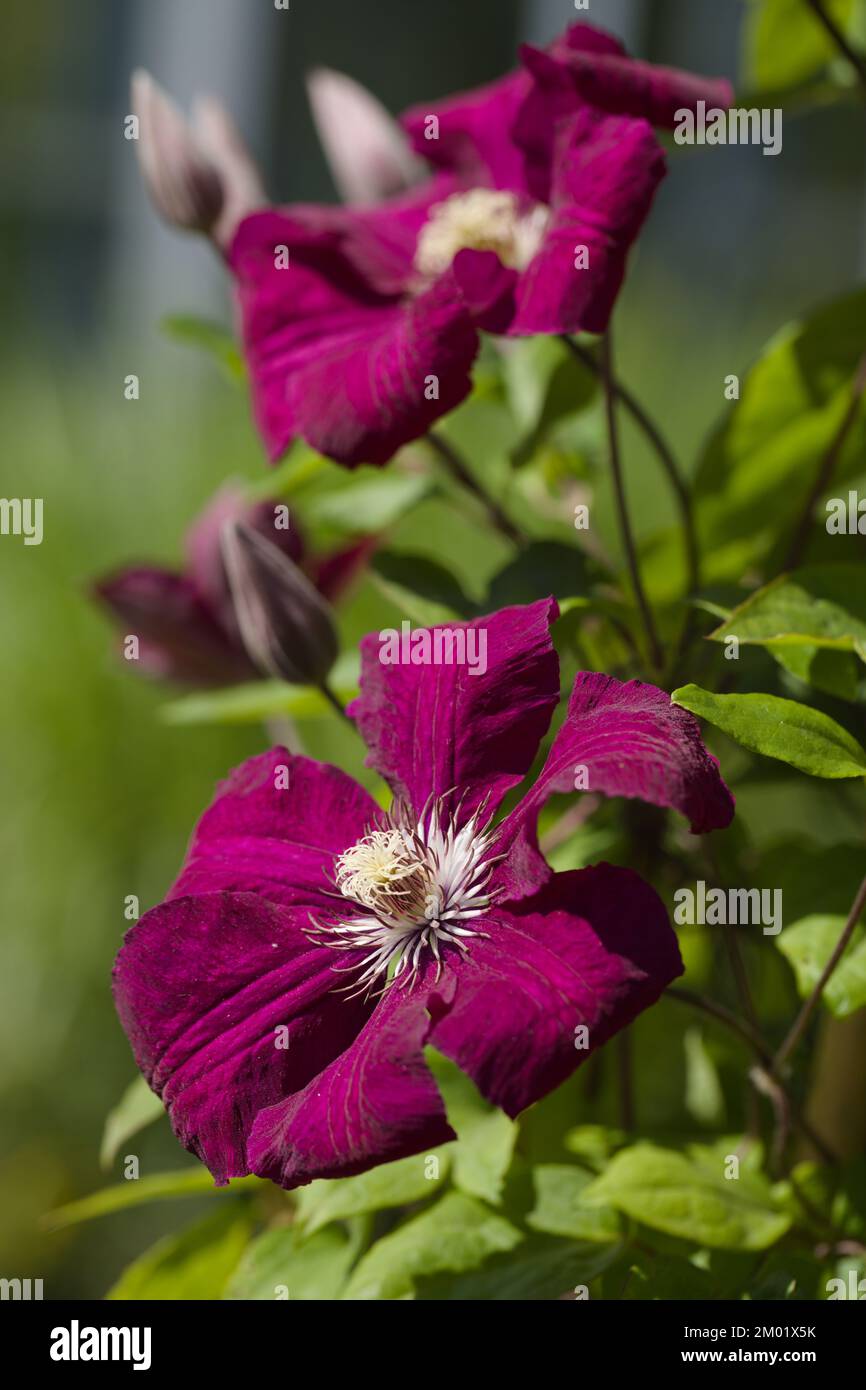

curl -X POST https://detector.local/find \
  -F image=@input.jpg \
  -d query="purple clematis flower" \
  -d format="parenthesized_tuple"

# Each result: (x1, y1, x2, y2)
(229, 21, 731, 467)
(94, 484, 371, 687)
(114, 598, 733, 1189)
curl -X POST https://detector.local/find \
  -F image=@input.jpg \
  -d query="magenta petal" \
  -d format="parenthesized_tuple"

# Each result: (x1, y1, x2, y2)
(555, 45, 733, 130)
(113, 892, 371, 1184)
(349, 598, 561, 822)
(511, 107, 666, 337)
(400, 70, 533, 193)
(281, 273, 482, 467)
(230, 209, 482, 466)
(247, 982, 454, 1187)
(497, 672, 734, 898)
(170, 749, 381, 911)
(428, 863, 682, 1117)
(93, 566, 254, 686)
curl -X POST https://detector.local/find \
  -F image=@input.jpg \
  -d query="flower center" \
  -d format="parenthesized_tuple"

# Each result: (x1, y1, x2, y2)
(413, 188, 548, 279)
(311, 797, 500, 996)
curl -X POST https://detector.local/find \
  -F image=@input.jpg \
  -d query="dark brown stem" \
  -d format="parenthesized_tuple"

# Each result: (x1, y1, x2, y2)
(805, 0, 866, 97)
(599, 331, 664, 671)
(785, 352, 866, 569)
(427, 431, 525, 546)
(318, 679, 351, 724)
(773, 871, 866, 1074)
(562, 335, 700, 594)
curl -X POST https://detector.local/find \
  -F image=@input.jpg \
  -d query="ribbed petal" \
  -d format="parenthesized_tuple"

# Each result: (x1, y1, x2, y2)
(114, 892, 371, 1184)
(428, 863, 682, 1116)
(348, 598, 560, 823)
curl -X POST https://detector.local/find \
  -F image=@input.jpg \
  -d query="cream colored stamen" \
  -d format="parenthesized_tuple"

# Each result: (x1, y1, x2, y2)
(414, 189, 548, 279)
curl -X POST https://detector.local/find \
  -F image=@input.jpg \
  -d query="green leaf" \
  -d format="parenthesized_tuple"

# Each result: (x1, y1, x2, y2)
(44, 1170, 262, 1230)
(743, 0, 858, 90)
(684, 1027, 726, 1127)
(160, 314, 245, 382)
(527, 1165, 622, 1242)
(429, 1050, 517, 1204)
(694, 288, 866, 580)
(246, 446, 331, 501)
(342, 1192, 521, 1300)
(100, 1076, 164, 1171)
(368, 551, 473, 626)
(582, 1143, 791, 1250)
(502, 338, 597, 466)
(305, 473, 432, 533)
(772, 645, 861, 702)
(295, 1152, 448, 1236)
(107, 1202, 253, 1300)
(484, 541, 588, 609)
(777, 913, 866, 1018)
(709, 567, 866, 662)
(422, 1236, 621, 1301)
(672, 683, 866, 778)
(161, 654, 360, 727)
(223, 1223, 361, 1300)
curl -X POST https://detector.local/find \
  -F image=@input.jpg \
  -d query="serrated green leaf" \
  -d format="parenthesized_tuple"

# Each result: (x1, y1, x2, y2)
(295, 1151, 448, 1236)
(527, 1165, 622, 1242)
(107, 1202, 253, 1300)
(672, 683, 866, 778)
(582, 1143, 791, 1250)
(223, 1223, 361, 1300)
(777, 913, 866, 1018)
(44, 1171, 262, 1230)
(342, 1192, 521, 1300)
(100, 1075, 165, 1171)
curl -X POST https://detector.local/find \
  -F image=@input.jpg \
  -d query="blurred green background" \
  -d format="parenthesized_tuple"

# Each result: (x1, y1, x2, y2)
(1, 0, 864, 1297)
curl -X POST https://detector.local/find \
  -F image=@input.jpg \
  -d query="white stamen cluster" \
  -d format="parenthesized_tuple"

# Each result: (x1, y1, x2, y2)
(413, 188, 549, 280)
(310, 796, 501, 997)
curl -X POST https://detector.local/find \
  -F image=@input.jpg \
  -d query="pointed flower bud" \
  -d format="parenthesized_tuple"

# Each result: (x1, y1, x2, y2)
(306, 67, 420, 205)
(220, 520, 338, 686)
(132, 69, 223, 234)
(191, 94, 266, 247)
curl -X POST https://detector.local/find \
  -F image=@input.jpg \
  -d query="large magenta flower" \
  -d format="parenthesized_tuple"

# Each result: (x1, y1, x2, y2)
(114, 599, 733, 1189)
(229, 21, 731, 467)
(94, 484, 371, 687)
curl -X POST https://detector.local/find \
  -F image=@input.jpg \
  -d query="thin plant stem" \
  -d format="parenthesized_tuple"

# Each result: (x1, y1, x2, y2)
(562, 335, 700, 594)
(667, 987, 835, 1163)
(805, 0, 866, 97)
(319, 679, 352, 725)
(599, 331, 664, 671)
(784, 352, 866, 570)
(427, 431, 526, 546)
(773, 871, 866, 1075)
(617, 1030, 635, 1131)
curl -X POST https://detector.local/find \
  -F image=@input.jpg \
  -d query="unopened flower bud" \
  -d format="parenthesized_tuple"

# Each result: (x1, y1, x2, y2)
(306, 67, 420, 205)
(191, 94, 266, 247)
(131, 69, 224, 234)
(221, 521, 338, 686)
